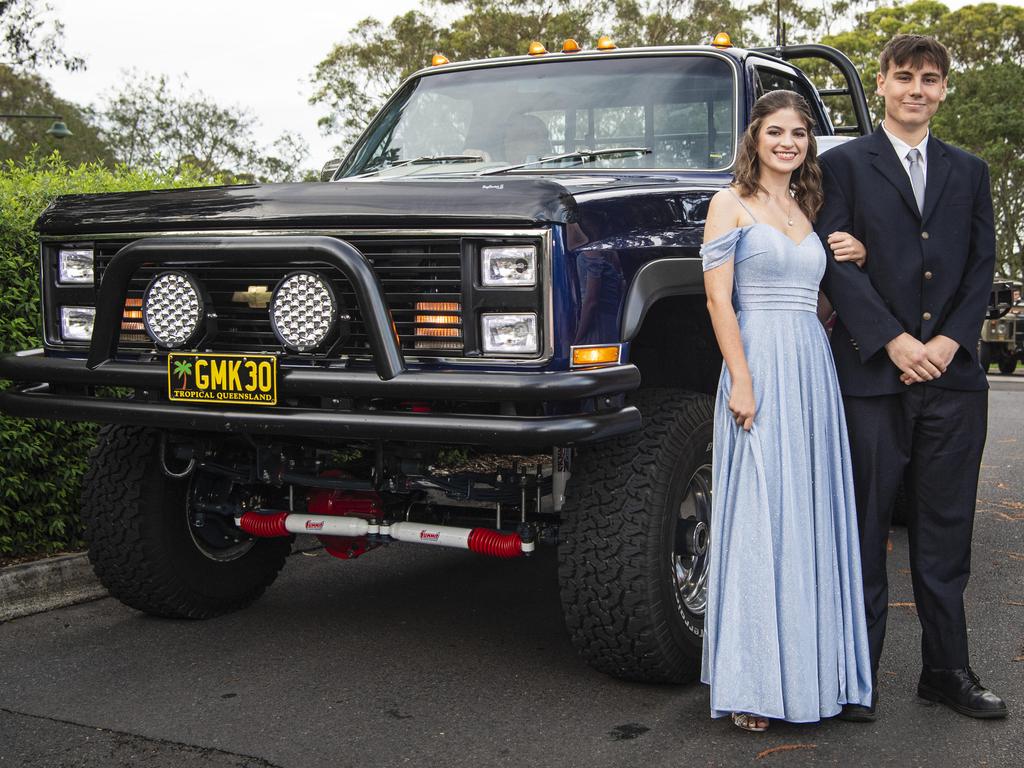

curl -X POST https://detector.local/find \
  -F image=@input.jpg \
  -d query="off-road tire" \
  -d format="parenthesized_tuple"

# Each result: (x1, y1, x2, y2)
(998, 357, 1017, 375)
(558, 389, 715, 683)
(81, 425, 290, 618)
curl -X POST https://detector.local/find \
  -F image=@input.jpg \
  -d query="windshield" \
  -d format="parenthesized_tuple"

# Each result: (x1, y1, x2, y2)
(340, 54, 736, 178)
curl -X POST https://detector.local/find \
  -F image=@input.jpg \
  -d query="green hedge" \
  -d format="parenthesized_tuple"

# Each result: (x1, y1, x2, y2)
(0, 153, 220, 557)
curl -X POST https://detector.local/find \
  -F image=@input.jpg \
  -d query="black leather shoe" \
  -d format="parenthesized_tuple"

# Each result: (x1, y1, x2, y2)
(917, 666, 1008, 719)
(837, 687, 878, 722)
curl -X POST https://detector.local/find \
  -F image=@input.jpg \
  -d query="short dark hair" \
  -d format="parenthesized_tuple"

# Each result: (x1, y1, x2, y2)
(879, 34, 950, 78)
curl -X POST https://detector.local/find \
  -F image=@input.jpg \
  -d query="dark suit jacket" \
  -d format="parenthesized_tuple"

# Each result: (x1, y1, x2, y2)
(816, 126, 995, 396)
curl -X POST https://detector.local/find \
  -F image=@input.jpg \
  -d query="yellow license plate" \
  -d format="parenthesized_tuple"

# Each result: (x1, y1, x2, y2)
(167, 353, 277, 406)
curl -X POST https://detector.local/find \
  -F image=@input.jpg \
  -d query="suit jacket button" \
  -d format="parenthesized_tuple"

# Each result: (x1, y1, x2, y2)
(924, 271, 933, 279)
(921, 231, 930, 239)
(923, 311, 932, 320)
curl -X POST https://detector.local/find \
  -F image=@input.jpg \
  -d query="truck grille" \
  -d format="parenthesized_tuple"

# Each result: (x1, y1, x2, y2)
(94, 236, 466, 359)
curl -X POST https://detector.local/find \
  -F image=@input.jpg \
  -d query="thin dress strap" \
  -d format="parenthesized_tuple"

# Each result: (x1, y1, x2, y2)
(728, 188, 758, 224)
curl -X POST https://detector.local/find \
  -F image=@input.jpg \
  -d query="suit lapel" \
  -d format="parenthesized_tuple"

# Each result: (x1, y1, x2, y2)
(921, 138, 951, 224)
(868, 127, 920, 219)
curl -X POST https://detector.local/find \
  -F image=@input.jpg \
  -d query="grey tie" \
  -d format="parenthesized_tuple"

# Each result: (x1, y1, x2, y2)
(907, 148, 925, 214)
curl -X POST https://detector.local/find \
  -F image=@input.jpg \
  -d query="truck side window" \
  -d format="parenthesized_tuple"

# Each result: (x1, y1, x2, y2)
(754, 68, 823, 135)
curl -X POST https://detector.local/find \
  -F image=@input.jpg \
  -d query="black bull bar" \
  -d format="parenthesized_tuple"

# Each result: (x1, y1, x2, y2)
(0, 236, 642, 448)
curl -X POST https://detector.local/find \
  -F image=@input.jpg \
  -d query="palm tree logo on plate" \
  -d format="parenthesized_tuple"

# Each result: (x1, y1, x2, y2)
(173, 359, 193, 385)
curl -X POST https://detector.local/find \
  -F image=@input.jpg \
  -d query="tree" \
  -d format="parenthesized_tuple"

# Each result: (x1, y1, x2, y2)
(98, 72, 310, 182)
(310, 11, 442, 154)
(610, 1, 752, 48)
(936, 1, 1024, 68)
(311, 1, 615, 153)
(0, 0, 83, 71)
(249, 132, 314, 184)
(932, 64, 1024, 280)
(0, 63, 113, 165)
(441, 0, 604, 56)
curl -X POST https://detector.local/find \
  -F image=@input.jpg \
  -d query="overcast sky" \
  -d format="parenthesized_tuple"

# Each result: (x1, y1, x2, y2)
(44, 0, 422, 172)
(42, 0, 1019, 174)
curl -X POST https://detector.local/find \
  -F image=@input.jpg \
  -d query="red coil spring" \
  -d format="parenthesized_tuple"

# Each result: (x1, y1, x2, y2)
(467, 528, 523, 558)
(238, 511, 290, 537)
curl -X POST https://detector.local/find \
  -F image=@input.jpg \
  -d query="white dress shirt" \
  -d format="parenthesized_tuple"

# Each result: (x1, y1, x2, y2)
(881, 121, 929, 185)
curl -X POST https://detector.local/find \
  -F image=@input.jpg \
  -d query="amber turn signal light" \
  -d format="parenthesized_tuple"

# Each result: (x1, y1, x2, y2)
(414, 301, 462, 350)
(121, 297, 145, 337)
(571, 345, 621, 367)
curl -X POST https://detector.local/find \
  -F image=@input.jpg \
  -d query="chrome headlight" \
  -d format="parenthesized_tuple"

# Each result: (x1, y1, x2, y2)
(270, 272, 337, 352)
(60, 306, 96, 341)
(481, 245, 536, 287)
(143, 271, 204, 348)
(481, 312, 538, 355)
(58, 248, 95, 284)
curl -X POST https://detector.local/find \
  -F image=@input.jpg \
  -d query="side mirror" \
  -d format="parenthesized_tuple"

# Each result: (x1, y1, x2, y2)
(320, 159, 343, 182)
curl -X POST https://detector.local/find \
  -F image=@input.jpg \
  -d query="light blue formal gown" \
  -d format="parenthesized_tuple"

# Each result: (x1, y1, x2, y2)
(699, 199, 873, 722)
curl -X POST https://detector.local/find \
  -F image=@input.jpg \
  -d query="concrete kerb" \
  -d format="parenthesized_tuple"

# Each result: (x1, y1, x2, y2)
(0, 553, 107, 622)
(0, 536, 324, 622)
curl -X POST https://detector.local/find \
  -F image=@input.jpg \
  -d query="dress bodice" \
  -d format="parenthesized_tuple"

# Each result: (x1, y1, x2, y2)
(701, 224, 825, 313)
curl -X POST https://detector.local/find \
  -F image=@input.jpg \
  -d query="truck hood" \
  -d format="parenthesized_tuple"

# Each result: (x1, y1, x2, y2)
(35, 173, 728, 235)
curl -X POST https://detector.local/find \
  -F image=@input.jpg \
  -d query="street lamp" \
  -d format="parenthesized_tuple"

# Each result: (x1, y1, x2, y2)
(0, 113, 73, 138)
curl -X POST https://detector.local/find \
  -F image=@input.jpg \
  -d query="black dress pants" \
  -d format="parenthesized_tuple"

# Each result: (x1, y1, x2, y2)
(842, 385, 987, 672)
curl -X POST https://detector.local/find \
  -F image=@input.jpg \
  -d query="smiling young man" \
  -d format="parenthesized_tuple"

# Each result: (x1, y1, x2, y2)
(816, 34, 1007, 721)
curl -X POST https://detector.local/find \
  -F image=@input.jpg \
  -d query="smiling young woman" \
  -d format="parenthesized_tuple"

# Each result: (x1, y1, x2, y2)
(698, 90, 873, 732)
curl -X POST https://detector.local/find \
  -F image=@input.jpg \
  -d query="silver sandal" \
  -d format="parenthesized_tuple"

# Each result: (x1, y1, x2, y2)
(731, 712, 769, 732)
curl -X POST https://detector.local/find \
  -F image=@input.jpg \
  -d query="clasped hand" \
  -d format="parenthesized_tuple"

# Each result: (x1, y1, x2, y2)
(886, 333, 960, 385)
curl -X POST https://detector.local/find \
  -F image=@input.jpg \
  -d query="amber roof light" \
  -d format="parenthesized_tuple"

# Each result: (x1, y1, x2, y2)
(596, 35, 616, 50)
(528, 41, 547, 55)
(562, 38, 581, 53)
(711, 32, 733, 48)
(431, 53, 449, 66)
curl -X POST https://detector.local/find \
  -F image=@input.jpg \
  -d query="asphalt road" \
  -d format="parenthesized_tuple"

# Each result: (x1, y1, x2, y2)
(1, 379, 1021, 768)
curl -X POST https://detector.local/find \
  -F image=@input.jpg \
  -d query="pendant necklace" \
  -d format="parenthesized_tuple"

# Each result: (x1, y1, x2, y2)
(771, 190, 795, 227)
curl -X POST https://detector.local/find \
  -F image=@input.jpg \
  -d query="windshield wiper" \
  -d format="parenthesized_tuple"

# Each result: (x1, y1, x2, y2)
(352, 154, 485, 178)
(477, 147, 652, 176)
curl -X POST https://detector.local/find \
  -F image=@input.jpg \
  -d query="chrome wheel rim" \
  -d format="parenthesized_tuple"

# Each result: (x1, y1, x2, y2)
(673, 463, 712, 616)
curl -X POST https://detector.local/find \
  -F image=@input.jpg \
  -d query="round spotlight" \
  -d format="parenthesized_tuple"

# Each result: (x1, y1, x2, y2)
(270, 272, 337, 352)
(143, 271, 204, 348)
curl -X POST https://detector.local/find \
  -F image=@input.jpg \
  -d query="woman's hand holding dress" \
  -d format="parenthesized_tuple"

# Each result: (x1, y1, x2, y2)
(728, 376, 756, 431)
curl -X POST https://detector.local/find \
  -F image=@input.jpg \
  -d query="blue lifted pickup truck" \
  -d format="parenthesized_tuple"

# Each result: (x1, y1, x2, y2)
(0, 35, 871, 683)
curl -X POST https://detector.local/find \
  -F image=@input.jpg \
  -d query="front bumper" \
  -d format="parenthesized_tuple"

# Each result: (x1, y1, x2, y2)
(3, 234, 641, 447)
(0, 350, 641, 448)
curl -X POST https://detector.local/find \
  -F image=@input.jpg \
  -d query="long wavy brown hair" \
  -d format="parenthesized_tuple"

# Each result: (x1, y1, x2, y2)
(733, 90, 823, 221)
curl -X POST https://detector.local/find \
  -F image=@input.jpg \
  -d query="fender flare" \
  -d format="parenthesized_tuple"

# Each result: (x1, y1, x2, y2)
(620, 258, 706, 342)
